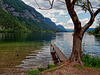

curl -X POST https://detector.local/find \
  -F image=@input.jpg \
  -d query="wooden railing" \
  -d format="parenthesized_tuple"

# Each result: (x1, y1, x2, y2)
(50, 43, 67, 64)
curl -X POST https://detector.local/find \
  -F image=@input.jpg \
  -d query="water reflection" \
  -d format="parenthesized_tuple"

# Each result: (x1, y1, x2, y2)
(54, 33, 100, 58)
(0, 32, 56, 72)
(0, 32, 56, 42)
(0, 32, 100, 72)
(54, 32, 73, 58)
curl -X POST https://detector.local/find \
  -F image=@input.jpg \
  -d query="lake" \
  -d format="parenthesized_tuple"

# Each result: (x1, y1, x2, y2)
(0, 32, 100, 72)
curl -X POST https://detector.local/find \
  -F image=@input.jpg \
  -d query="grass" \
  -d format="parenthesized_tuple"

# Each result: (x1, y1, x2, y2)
(73, 64, 85, 69)
(82, 54, 100, 68)
(47, 64, 58, 69)
(28, 70, 41, 75)
(28, 64, 59, 75)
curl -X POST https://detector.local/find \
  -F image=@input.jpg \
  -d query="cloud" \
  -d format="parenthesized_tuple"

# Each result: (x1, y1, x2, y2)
(80, 18, 89, 24)
(22, 0, 99, 29)
(56, 22, 65, 25)
(51, 18, 57, 22)
(77, 10, 85, 14)
(67, 19, 73, 24)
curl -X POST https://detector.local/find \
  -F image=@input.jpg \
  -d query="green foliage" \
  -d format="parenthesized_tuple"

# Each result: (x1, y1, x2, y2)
(73, 64, 85, 69)
(0, 0, 62, 33)
(38, 68, 46, 72)
(28, 68, 46, 75)
(95, 34, 100, 37)
(28, 70, 41, 75)
(82, 54, 100, 68)
(28, 64, 59, 75)
(88, 30, 93, 34)
(1, 0, 60, 32)
(47, 64, 58, 69)
(94, 26, 100, 34)
(76, 0, 90, 12)
(0, 8, 30, 33)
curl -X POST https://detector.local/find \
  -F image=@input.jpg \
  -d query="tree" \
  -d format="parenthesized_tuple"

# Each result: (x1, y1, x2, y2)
(35, 0, 100, 63)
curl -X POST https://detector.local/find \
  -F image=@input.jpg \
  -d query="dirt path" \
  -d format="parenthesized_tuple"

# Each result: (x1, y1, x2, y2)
(0, 72, 26, 75)
(0, 62, 100, 75)
(40, 62, 100, 75)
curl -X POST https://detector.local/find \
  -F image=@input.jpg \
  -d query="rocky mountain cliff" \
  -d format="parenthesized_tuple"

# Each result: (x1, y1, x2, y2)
(0, 0, 65, 32)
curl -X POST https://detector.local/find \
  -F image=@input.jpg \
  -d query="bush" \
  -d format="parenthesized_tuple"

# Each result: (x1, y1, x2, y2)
(95, 34, 100, 37)
(88, 30, 93, 34)
(82, 54, 100, 68)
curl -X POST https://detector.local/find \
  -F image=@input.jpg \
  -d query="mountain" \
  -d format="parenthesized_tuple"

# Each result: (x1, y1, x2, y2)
(67, 28, 95, 32)
(0, 0, 61, 32)
(57, 25, 67, 32)
(86, 28, 95, 32)
(67, 29, 74, 32)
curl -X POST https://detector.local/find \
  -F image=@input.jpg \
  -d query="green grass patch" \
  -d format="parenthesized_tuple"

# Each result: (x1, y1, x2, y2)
(73, 64, 85, 69)
(28, 68, 46, 75)
(38, 67, 46, 72)
(82, 54, 100, 68)
(28, 64, 59, 75)
(47, 64, 58, 69)
(28, 70, 41, 75)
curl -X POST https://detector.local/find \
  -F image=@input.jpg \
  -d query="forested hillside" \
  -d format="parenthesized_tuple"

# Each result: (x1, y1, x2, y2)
(0, 0, 65, 32)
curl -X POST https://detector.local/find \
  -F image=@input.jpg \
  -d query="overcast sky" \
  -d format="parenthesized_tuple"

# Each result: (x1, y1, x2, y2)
(22, 0, 100, 29)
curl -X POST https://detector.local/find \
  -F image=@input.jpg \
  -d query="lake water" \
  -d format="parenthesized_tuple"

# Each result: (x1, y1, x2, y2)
(0, 32, 100, 72)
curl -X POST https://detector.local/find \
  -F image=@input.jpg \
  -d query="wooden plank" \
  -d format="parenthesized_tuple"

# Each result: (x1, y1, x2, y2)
(51, 43, 67, 62)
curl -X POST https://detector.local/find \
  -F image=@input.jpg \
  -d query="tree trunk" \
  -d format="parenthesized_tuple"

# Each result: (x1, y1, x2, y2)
(70, 30, 83, 63)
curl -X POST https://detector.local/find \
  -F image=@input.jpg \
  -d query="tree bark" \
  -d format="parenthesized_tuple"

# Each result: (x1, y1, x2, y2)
(70, 29, 83, 63)
(64, 0, 100, 63)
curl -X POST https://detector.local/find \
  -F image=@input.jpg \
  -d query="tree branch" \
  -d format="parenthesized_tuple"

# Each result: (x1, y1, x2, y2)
(87, 0, 93, 16)
(94, 8, 100, 17)
(72, 0, 77, 5)
(81, 8, 100, 34)
(75, 4, 88, 10)
(65, 0, 81, 31)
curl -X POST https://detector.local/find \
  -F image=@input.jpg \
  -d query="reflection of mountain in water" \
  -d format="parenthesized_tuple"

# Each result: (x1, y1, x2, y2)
(0, 32, 56, 42)
(0, 32, 57, 72)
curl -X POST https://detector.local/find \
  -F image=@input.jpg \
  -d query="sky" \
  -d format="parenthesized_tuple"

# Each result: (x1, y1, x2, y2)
(22, 0, 100, 29)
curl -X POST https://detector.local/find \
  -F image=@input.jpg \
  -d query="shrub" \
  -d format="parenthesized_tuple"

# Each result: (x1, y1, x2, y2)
(82, 54, 100, 68)
(88, 30, 93, 34)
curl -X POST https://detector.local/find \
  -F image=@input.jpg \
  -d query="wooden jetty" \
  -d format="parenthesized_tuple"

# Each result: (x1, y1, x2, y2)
(50, 43, 67, 64)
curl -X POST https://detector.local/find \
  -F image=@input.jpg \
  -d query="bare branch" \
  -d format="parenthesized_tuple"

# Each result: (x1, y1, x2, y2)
(35, 0, 41, 8)
(35, 0, 54, 10)
(75, 4, 88, 10)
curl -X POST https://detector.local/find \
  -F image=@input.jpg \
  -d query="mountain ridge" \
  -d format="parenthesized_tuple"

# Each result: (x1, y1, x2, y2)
(0, 0, 66, 32)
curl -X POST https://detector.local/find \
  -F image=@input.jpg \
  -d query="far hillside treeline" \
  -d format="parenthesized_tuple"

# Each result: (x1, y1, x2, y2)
(88, 25, 100, 37)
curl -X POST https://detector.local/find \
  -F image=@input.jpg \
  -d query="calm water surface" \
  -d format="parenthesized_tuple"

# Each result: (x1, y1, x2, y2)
(0, 32, 100, 72)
